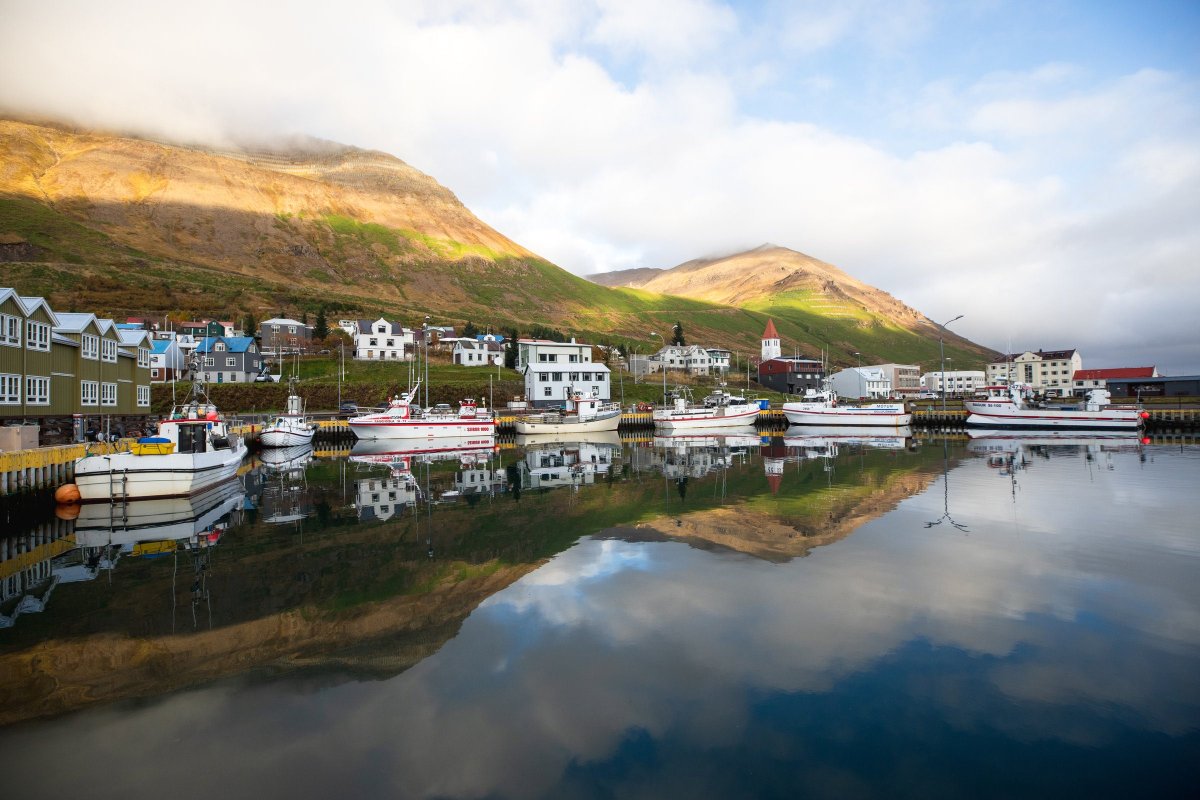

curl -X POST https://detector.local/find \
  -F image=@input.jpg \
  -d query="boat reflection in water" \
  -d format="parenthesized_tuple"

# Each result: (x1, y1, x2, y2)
(783, 425, 914, 456)
(514, 431, 622, 491)
(257, 445, 314, 527)
(349, 435, 502, 519)
(650, 426, 761, 480)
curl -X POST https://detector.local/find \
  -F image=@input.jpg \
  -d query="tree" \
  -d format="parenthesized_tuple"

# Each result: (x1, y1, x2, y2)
(504, 334, 518, 369)
(672, 321, 685, 346)
(462, 320, 480, 339)
(313, 307, 329, 341)
(243, 312, 257, 339)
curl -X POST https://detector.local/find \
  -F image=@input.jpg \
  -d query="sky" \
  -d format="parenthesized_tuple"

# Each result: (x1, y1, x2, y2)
(1, 0, 1198, 373)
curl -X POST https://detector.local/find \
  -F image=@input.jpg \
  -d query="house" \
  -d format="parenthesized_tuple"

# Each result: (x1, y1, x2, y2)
(650, 344, 714, 375)
(921, 370, 986, 396)
(987, 349, 1082, 392)
(873, 364, 922, 396)
(758, 357, 825, 394)
(149, 337, 185, 383)
(706, 348, 732, 374)
(516, 338, 611, 407)
(347, 318, 414, 361)
(260, 318, 311, 355)
(179, 320, 228, 338)
(1, 288, 152, 424)
(828, 367, 891, 399)
(195, 336, 264, 384)
(1072, 367, 1158, 395)
(453, 338, 504, 366)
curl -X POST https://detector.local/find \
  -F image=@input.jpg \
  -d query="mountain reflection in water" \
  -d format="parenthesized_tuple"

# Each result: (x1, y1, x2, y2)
(1, 434, 1197, 799)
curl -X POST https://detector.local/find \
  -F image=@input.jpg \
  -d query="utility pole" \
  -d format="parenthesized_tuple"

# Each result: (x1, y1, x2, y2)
(940, 315, 964, 412)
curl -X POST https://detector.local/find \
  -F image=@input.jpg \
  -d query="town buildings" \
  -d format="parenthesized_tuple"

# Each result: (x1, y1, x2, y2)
(1072, 367, 1157, 395)
(516, 338, 611, 407)
(195, 336, 265, 384)
(755, 319, 826, 395)
(873, 364, 922, 397)
(829, 367, 892, 399)
(986, 349, 1082, 393)
(921, 370, 986, 397)
(260, 317, 311, 356)
(343, 318, 414, 361)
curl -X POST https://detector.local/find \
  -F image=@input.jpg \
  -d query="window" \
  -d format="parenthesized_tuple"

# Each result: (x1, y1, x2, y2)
(0, 373, 20, 404)
(597, 373, 606, 382)
(81, 380, 98, 406)
(226, 357, 236, 367)
(151, 368, 160, 378)
(204, 357, 215, 367)
(25, 376, 49, 405)
(230, 373, 238, 382)
(570, 372, 579, 381)
(82, 333, 99, 360)
(592, 386, 600, 395)
(569, 354, 578, 363)
(539, 372, 549, 381)
(27, 321, 50, 351)
(543, 386, 552, 397)
(101, 339, 118, 362)
(538, 353, 548, 362)
(101, 382, 117, 406)
(580, 372, 591, 381)
(552, 372, 562, 382)
(138, 347, 150, 367)
(215, 342, 226, 352)
(1, 314, 20, 346)
(369, 338, 378, 346)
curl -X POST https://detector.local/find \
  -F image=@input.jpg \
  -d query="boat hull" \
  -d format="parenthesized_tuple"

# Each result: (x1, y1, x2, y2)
(74, 443, 248, 502)
(260, 426, 316, 447)
(653, 405, 760, 430)
(964, 401, 1142, 430)
(514, 410, 621, 434)
(348, 418, 496, 440)
(782, 404, 911, 427)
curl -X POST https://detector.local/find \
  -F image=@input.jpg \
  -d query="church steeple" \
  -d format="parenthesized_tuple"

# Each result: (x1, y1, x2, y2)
(761, 319, 781, 361)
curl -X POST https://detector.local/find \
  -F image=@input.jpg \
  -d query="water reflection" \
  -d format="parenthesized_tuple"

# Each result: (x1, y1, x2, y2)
(1, 436, 1197, 798)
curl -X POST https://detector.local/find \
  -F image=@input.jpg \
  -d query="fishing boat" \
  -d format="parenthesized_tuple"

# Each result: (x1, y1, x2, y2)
(73, 477, 245, 546)
(260, 376, 317, 447)
(347, 381, 496, 439)
(782, 382, 911, 427)
(514, 389, 621, 434)
(74, 359, 248, 502)
(652, 386, 762, 430)
(964, 384, 1146, 430)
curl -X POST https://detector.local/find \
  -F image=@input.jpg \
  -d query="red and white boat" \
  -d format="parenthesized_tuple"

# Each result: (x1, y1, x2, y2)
(964, 384, 1146, 430)
(347, 381, 496, 440)
(782, 384, 911, 427)
(652, 388, 761, 430)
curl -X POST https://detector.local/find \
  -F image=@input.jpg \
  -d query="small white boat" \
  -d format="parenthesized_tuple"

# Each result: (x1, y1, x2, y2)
(515, 430, 623, 448)
(74, 366, 247, 502)
(514, 390, 621, 434)
(782, 383, 911, 427)
(964, 385, 1145, 430)
(260, 377, 316, 447)
(653, 387, 762, 430)
(347, 381, 496, 439)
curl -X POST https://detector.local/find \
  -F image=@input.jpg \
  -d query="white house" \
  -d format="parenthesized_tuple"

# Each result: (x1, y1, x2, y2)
(829, 367, 892, 399)
(651, 344, 714, 375)
(452, 338, 504, 366)
(148, 337, 185, 383)
(986, 349, 1082, 392)
(516, 338, 611, 407)
(348, 318, 414, 361)
(706, 348, 733, 373)
(921, 370, 986, 396)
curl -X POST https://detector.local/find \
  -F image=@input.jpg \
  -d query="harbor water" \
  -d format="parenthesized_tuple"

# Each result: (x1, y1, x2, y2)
(1, 432, 1197, 798)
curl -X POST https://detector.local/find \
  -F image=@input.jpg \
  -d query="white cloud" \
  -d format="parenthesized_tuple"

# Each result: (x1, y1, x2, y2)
(0, 1, 1197, 371)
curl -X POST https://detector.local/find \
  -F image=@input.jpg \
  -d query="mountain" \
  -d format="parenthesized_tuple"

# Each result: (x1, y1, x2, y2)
(589, 244, 993, 365)
(0, 118, 992, 367)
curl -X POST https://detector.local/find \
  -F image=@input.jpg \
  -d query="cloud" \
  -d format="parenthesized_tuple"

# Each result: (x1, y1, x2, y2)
(0, 1, 1197, 371)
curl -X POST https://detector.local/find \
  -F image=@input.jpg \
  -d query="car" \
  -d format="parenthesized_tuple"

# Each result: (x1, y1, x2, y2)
(339, 402, 358, 414)
(917, 391, 938, 399)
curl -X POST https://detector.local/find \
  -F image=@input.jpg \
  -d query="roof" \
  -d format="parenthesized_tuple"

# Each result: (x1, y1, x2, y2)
(762, 319, 779, 339)
(53, 312, 98, 334)
(150, 339, 176, 354)
(196, 336, 257, 353)
(118, 329, 151, 347)
(995, 349, 1077, 361)
(261, 317, 304, 326)
(1074, 367, 1156, 380)
(356, 319, 406, 335)
(16, 295, 59, 325)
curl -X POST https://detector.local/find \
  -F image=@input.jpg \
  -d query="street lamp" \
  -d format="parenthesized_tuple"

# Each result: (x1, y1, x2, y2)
(939, 315, 964, 412)
(649, 332, 665, 405)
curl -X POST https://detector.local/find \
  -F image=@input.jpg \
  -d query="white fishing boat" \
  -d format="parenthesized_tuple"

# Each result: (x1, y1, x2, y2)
(349, 434, 498, 466)
(347, 381, 496, 439)
(782, 383, 911, 427)
(964, 384, 1146, 430)
(652, 387, 762, 430)
(260, 376, 317, 447)
(74, 361, 248, 502)
(515, 390, 622, 434)
(515, 430, 623, 449)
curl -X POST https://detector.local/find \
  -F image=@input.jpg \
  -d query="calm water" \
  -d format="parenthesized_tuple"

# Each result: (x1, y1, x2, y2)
(1, 431, 1198, 798)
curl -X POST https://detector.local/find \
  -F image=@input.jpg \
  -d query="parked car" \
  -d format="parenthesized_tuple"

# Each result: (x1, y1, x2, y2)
(339, 402, 358, 414)
(917, 391, 938, 399)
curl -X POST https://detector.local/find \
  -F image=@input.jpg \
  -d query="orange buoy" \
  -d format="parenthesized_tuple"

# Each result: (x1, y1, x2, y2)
(55, 503, 81, 520)
(54, 483, 81, 504)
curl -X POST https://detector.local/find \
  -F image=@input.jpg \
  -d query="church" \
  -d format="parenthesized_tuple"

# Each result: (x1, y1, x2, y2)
(756, 319, 826, 395)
